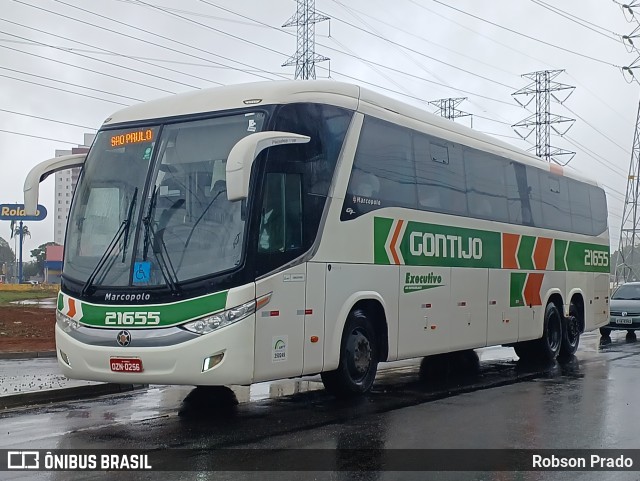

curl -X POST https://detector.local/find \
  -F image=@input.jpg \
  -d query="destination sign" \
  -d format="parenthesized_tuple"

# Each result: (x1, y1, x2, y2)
(0, 203, 47, 221)
(110, 129, 154, 148)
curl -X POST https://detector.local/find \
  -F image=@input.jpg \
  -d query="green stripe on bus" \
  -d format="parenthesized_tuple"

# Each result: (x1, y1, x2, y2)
(554, 239, 568, 271)
(510, 273, 527, 307)
(517, 236, 535, 270)
(69, 290, 228, 329)
(57, 292, 64, 310)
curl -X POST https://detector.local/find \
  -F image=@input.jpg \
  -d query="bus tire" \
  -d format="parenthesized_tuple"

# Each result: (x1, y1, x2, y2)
(517, 302, 562, 362)
(321, 309, 379, 397)
(559, 302, 580, 359)
(536, 302, 563, 361)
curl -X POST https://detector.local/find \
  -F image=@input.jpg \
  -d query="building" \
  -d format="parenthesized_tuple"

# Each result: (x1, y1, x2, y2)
(53, 133, 95, 245)
(44, 244, 64, 284)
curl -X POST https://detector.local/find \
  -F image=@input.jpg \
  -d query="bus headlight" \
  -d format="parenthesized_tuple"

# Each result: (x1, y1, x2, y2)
(182, 293, 271, 335)
(56, 310, 80, 333)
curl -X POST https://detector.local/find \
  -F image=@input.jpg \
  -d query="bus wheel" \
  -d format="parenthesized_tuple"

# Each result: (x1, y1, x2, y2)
(538, 302, 563, 361)
(321, 309, 379, 397)
(559, 303, 580, 359)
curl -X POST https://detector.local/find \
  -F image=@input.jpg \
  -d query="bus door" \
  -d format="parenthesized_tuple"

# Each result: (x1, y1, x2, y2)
(253, 165, 307, 382)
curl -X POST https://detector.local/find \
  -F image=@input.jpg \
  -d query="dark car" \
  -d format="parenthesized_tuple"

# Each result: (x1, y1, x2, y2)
(601, 282, 640, 337)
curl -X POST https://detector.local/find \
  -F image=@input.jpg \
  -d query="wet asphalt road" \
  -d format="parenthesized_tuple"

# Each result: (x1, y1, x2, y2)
(2, 330, 640, 480)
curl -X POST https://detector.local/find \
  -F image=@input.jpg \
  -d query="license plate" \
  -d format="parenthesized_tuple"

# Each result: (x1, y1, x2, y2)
(615, 318, 633, 325)
(110, 357, 143, 373)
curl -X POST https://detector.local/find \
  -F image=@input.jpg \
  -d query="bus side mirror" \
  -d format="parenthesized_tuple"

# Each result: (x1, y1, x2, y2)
(23, 153, 86, 215)
(226, 131, 310, 201)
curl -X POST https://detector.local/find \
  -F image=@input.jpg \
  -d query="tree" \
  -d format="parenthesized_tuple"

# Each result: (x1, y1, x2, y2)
(11, 224, 31, 244)
(0, 236, 15, 265)
(22, 261, 40, 278)
(30, 242, 59, 276)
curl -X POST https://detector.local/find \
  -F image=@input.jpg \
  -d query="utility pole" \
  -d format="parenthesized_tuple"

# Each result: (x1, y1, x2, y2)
(512, 70, 576, 164)
(614, 0, 640, 283)
(282, 0, 329, 80)
(428, 97, 473, 127)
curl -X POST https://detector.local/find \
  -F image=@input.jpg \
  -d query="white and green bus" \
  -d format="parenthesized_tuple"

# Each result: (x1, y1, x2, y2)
(24, 80, 609, 396)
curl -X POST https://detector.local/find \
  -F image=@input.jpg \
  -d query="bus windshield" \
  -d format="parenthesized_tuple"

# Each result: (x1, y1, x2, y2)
(64, 112, 266, 288)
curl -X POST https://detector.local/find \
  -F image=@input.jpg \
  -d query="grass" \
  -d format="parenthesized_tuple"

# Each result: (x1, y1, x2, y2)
(0, 288, 59, 306)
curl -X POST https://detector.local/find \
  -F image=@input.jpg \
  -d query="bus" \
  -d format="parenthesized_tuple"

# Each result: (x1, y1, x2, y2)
(23, 80, 610, 396)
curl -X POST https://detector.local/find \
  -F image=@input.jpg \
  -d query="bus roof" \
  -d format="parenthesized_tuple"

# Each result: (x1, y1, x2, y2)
(103, 80, 599, 188)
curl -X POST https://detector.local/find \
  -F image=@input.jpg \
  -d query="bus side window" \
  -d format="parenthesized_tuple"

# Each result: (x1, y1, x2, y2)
(258, 173, 303, 254)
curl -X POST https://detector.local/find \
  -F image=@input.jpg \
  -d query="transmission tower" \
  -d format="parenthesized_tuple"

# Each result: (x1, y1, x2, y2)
(512, 70, 576, 164)
(615, 1, 640, 283)
(428, 97, 473, 127)
(282, 0, 329, 80)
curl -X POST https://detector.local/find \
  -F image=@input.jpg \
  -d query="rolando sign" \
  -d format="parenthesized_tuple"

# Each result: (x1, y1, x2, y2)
(0, 203, 48, 221)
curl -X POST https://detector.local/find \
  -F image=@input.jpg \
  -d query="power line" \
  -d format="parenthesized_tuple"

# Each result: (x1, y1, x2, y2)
(0, 37, 290, 76)
(324, 0, 521, 80)
(132, 0, 291, 66)
(429, 0, 622, 68)
(563, 103, 631, 155)
(48, 0, 282, 82)
(0, 40, 174, 95)
(319, 0, 517, 90)
(530, 0, 622, 42)
(0, 66, 144, 102)
(0, 109, 96, 130)
(0, 16, 213, 89)
(0, 128, 84, 144)
(0, 71, 131, 106)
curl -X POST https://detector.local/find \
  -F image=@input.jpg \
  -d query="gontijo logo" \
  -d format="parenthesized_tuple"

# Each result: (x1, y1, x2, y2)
(374, 217, 500, 268)
(374, 216, 608, 272)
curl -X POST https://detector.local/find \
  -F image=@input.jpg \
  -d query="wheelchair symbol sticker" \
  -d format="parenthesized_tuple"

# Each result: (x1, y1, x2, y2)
(133, 262, 151, 284)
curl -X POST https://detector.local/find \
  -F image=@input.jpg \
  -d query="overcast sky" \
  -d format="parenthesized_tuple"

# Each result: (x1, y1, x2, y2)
(0, 0, 637, 259)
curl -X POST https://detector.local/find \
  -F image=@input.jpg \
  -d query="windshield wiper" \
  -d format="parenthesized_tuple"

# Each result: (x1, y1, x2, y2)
(142, 187, 180, 294)
(81, 188, 138, 297)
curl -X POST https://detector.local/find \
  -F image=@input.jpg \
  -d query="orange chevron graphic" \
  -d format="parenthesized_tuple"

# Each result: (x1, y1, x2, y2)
(533, 237, 552, 270)
(523, 273, 544, 306)
(68, 298, 76, 318)
(502, 233, 519, 269)
(390, 219, 404, 265)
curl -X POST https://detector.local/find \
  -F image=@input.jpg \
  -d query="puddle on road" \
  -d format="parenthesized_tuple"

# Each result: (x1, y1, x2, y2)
(10, 297, 57, 308)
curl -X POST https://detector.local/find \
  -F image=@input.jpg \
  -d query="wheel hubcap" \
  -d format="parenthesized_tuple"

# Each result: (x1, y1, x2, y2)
(548, 319, 561, 351)
(347, 329, 372, 381)
(567, 316, 579, 344)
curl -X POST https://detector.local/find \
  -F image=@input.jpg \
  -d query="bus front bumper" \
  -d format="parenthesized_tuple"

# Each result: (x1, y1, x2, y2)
(54, 316, 255, 386)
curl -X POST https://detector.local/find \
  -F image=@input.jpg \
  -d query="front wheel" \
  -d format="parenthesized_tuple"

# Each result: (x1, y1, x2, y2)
(321, 309, 379, 397)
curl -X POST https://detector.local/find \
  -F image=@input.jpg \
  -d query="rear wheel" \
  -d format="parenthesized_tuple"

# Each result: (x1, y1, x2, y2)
(321, 309, 379, 397)
(516, 302, 562, 362)
(559, 302, 580, 359)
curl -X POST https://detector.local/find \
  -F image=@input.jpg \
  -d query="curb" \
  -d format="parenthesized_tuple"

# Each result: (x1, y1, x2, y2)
(0, 383, 147, 410)
(0, 351, 56, 360)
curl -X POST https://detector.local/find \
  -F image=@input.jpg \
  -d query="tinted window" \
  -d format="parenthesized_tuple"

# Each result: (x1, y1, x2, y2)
(568, 179, 592, 235)
(589, 186, 608, 235)
(464, 148, 509, 222)
(339, 114, 607, 237)
(524, 167, 544, 228)
(540, 174, 571, 230)
(344, 117, 416, 218)
(415, 135, 467, 216)
(258, 173, 302, 254)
